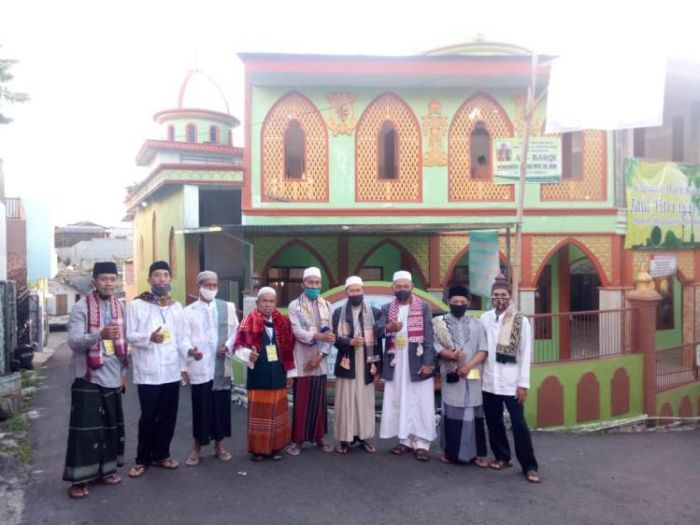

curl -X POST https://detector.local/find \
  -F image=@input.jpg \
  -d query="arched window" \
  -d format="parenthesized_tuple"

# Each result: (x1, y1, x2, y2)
(209, 125, 219, 144)
(151, 212, 157, 261)
(284, 119, 305, 179)
(167, 125, 175, 141)
(562, 132, 583, 180)
(168, 228, 176, 278)
(186, 123, 197, 143)
(378, 120, 398, 180)
(470, 122, 491, 179)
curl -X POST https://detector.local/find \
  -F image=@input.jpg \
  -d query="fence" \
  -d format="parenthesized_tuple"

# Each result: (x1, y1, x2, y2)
(656, 343, 699, 392)
(528, 309, 635, 363)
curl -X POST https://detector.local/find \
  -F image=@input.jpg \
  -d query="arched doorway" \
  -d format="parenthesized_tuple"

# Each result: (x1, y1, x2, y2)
(263, 241, 332, 307)
(444, 248, 507, 311)
(355, 240, 427, 289)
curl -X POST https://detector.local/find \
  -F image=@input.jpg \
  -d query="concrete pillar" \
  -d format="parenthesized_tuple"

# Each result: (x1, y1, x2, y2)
(519, 287, 536, 316)
(626, 272, 660, 421)
(599, 287, 632, 355)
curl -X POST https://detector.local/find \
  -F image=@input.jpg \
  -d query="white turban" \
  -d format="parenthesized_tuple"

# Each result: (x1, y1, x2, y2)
(345, 276, 363, 288)
(197, 270, 218, 283)
(303, 267, 322, 280)
(393, 270, 412, 282)
(256, 286, 277, 299)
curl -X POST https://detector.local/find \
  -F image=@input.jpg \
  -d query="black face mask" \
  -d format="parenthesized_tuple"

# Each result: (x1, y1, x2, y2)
(395, 290, 411, 302)
(348, 295, 364, 307)
(449, 304, 468, 318)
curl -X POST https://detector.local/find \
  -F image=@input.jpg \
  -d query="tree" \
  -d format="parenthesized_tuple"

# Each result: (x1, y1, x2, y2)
(0, 47, 29, 125)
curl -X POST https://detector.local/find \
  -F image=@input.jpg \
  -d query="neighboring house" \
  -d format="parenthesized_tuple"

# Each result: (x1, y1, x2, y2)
(46, 273, 93, 328)
(54, 222, 108, 249)
(61, 237, 132, 271)
(23, 198, 55, 283)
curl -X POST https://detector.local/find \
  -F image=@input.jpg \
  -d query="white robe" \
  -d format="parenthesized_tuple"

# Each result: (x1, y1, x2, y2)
(379, 305, 436, 447)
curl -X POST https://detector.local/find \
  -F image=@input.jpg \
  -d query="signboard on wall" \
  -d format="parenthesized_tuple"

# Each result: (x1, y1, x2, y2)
(649, 254, 677, 278)
(624, 159, 700, 249)
(493, 137, 562, 184)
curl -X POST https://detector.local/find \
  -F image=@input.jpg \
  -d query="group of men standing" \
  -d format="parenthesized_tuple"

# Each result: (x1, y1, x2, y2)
(63, 260, 539, 499)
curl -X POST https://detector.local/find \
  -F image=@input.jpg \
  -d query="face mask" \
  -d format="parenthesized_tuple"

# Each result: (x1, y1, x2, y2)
(449, 304, 468, 318)
(152, 283, 171, 296)
(348, 295, 364, 307)
(200, 287, 218, 302)
(304, 288, 321, 300)
(395, 290, 411, 302)
(491, 297, 510, 310)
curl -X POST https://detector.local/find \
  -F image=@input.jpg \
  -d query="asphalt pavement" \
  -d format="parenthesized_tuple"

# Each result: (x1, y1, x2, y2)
(21, 332, 700, 525)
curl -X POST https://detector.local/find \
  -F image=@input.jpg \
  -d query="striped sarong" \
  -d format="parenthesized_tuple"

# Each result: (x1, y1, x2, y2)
(63, 378, 125, 483)
(291, 375, 327, 445)
(248, 388, 290, 455)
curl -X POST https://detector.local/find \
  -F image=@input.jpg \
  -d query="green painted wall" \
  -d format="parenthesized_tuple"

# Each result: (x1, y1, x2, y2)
(656, 382, 700, 416)
(526, 354, 644, 428)
(247, 86, 615, 228)
(364, 244, 401, 283)
(656, 277, 682, 350)
(133, 185, 188, 304)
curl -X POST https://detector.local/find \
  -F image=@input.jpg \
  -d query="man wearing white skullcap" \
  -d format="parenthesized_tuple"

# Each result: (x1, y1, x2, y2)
(331, 276, 382, 454)
(182, 270, 239, 465)
(376, 269, 436, 461)
(286, 266, 335, 455)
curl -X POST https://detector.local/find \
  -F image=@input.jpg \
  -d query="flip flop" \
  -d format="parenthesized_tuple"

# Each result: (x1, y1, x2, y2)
(128, 464, 147, 478)
(317, 441, 334, 453)
(414, 449, 430, 462)
(489, 460, 512, 471)
(439, 454, 454, 464)
(335, 442, 350, 454)
(251, 454, 265, 462)
(215, 450, 232, 462)
(152, 458, 179, 470)
(68, 483, 89, 499)
(472, 457, 490, 469)
(185, 453, 200, 466)
(100, 474, 122, 485)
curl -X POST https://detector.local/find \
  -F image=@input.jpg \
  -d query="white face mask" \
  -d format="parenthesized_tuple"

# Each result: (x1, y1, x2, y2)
(200, 287, 218, 302)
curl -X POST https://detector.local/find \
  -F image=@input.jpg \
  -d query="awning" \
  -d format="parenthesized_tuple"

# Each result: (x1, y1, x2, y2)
(175, 222, 514, 236)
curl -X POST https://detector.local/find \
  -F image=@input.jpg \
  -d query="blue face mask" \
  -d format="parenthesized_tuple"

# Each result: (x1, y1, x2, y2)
(304, 288, 321, 300)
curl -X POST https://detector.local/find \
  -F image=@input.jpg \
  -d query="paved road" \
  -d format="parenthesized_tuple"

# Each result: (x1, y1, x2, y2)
(22, 333, 700, 525)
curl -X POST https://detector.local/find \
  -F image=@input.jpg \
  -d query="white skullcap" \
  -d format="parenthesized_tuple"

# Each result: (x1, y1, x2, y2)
(303, 267, 322, 280)
(256, 286, 277, 299)
(197, 270, 218, 283)
(345, 276, 363, 288)
(393, 270, 412, 282)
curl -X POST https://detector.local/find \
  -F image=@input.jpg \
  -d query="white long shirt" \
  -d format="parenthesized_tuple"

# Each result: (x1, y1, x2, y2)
(480, 309, 532, 396)
(183, 299, 238, 385)
(127, 298, 191, 385)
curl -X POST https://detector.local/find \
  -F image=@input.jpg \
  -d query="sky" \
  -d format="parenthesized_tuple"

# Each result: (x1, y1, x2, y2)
(1, 0, 699, 227)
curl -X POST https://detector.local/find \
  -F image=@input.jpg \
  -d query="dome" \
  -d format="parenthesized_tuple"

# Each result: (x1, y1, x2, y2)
(423, 35, 532, 57)
(177, 70, 231, 114)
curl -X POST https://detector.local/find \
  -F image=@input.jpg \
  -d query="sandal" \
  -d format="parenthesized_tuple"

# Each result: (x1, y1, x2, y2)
(489, 460, 512, 471)
(286, 444, 302, 456)
(101, 474, 122, 485)
(152, 458, 179, 470)
(390, 444, 413, 456)
(439, 454, 454, 464)
(68, 483, 89, 499)
(357, 440, 376, 454)
(128, 464, 147, 478)
(414, 449, 430, 462)
(215, 450, 232, 462)
(526, 470, 541, 483)
(473, 457, 490, 469)
(271, 452, 283, 461)
(335, 442, 350, 454)
(317, 441, 334, 453)
(251, 454, 265, 462)
(185, 452, 200, 466)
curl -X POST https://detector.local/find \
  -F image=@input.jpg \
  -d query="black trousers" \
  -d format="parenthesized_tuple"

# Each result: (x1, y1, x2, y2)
(136, 381, 180, 465)
(190, 381, 232, 445)
(482, 391, 538, 473)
